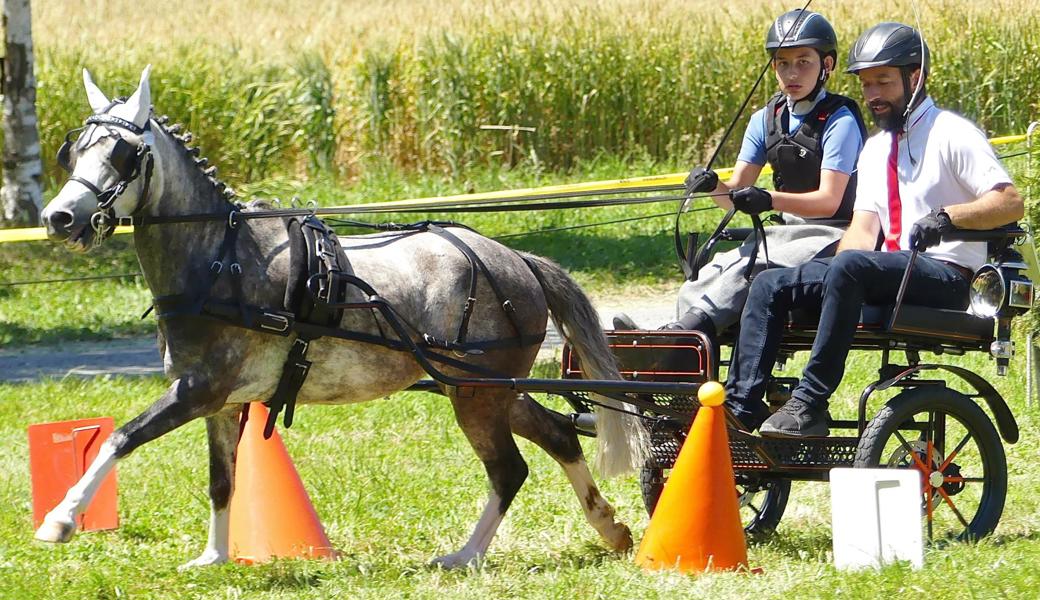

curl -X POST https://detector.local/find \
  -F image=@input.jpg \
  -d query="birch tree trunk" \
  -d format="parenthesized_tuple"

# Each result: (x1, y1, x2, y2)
(1, 0, 43, 227)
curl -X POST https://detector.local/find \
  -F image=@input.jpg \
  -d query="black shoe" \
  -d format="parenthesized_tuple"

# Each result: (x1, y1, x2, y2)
(729, 403, 772, 433)
(759, 398, 830, 438)
(612, 312, 639, 330)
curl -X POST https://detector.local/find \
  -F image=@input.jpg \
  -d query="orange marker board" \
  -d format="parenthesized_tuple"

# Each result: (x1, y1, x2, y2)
(28, 417, 118, 531)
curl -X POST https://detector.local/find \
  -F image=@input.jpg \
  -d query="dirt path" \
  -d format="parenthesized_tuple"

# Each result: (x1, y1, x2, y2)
(0, 292, 678, 382)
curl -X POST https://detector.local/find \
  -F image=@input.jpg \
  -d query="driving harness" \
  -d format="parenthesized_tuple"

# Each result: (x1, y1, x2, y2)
(153, 215, 546, 438)
(59, 109, 545, 437)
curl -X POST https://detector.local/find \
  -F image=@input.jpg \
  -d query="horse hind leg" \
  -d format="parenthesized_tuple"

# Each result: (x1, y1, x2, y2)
(34, 376, 225, 545)
(509, 393, 632, 552)
(432, 387, 529, 569)
(179, 407, 241, 569)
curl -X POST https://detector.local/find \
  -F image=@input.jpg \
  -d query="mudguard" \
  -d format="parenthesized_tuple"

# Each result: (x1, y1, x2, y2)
(870, 363, 1019, 444)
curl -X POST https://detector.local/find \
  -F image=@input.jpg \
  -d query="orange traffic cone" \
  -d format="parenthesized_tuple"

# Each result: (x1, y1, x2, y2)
(229, 403, 337, 563)
(634, 381, 748, 573)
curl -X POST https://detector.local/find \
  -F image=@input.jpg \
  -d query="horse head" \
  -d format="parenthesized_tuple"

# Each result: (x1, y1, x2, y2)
(41, 66, 158, 250)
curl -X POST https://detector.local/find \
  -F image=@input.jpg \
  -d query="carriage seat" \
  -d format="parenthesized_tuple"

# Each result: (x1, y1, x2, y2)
(786, 304, 994, 347)
(719, 223, 1033, 351)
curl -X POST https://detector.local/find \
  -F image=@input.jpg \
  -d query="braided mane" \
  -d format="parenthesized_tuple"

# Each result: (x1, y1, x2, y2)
(150, 113, 237, 201)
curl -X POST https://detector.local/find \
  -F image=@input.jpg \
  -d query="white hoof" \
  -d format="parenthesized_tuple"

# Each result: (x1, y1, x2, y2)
(34, 520, 76, 543)
(178, 548, 229, 570)
(430, 550, 483, 570)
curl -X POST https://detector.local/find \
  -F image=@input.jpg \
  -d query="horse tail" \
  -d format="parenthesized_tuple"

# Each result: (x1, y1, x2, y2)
(521, 253, 648, 477)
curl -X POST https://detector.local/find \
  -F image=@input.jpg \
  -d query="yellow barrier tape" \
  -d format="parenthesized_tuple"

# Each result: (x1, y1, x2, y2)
(0, 227, 50, 243)
(0, 225, 132, 243)
(1, 132, 1030, 244)
(357, 166, 736, 210)
(990, 134, 1027, 145)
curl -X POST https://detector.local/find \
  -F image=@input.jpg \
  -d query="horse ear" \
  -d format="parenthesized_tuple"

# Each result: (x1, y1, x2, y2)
(83, 69, 110, 113)
(123, 65, 152, 128)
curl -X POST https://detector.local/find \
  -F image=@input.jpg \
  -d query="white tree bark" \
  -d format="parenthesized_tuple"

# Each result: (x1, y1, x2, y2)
(1, 0, 43, 227)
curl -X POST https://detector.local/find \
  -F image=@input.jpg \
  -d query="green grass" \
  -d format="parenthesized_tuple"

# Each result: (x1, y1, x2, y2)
(2, 345, 1039, 598)
(0, 154, 723, 346)
(4, 141, 1036, 347)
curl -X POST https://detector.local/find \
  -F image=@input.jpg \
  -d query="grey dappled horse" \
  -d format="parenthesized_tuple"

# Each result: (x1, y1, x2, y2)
(37, 67, 647, 568)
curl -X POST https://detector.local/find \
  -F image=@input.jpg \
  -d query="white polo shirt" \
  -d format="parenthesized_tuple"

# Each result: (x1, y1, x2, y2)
(853, 96, 1013, 271)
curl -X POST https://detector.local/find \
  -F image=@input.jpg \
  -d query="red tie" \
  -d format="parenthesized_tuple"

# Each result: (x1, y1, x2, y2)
(884, 132, 902, 251)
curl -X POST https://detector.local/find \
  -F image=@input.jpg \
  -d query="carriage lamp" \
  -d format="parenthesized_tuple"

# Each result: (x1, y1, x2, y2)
(969, 256, 1034, 375)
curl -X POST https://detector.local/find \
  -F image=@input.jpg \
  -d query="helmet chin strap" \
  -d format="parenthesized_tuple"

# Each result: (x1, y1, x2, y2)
(787, 63, 829, 116)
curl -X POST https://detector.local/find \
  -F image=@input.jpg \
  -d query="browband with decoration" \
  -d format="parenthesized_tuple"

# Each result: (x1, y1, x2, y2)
(84, 113, 150, 135)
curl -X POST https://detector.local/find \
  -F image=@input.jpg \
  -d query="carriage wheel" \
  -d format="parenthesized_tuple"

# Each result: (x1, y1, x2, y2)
(854, 386, 1007, 541)
(639, 466, 790, 537)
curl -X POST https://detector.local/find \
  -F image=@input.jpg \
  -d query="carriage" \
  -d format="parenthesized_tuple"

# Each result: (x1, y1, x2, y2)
(36, 66, 1036, 567)
(556, 224, 1037, 542)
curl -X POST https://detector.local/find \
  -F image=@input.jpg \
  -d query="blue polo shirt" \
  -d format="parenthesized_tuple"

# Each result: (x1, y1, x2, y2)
(737, 93, 864, 176)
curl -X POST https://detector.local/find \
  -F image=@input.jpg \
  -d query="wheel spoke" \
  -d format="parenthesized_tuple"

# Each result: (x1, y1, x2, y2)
(893, 429, 931, 472)
(937, 487, 970, 529)
(939, 432, 972, 472)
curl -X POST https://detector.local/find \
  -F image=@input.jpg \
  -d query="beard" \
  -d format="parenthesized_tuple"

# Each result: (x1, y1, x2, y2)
(869, 99, 909, 132)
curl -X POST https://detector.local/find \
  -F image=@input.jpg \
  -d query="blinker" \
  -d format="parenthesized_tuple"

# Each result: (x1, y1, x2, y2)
(56, 128, 141, 180)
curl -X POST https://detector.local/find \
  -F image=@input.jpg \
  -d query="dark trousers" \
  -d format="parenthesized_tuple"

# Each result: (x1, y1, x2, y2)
(723, 250, 971, 425)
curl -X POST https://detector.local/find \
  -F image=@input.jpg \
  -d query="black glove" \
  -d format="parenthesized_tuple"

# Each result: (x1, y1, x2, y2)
(909, 209, 954, 251)
(684, 167, 719, 196)
(730, 186, 773, 215)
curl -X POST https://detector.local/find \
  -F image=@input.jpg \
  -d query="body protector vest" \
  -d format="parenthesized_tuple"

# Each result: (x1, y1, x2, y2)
(764, 92, 869, 222)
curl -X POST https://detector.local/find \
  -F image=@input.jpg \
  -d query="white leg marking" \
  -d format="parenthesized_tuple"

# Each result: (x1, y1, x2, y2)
(34, 441, 118, 543)
(179, 506, 230, 569)
(430, 491, 505, 569)
(562, 461, 632, 551)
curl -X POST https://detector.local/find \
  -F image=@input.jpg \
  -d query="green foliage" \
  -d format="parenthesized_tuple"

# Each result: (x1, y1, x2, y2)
(36, 48, 338, 190)
(0, 236, 151, 345)
(28, 6, 1040, 184)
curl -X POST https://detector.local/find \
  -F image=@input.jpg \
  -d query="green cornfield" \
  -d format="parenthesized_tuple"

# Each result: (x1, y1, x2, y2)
(28, 0, 1040, 189)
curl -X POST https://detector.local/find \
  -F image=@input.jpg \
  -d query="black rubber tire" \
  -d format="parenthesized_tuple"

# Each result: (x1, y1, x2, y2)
(854, 386, 1007, 541)
(639, 465, 791, 537)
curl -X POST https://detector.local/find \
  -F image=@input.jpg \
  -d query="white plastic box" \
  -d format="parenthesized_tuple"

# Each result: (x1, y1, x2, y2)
(830, 468, 923, 570)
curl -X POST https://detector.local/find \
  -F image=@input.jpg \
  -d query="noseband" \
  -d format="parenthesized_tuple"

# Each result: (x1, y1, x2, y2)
(58, 113, 155, 241)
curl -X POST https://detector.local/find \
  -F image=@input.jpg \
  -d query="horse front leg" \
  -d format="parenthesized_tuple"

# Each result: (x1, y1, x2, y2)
(179, 407, 242, 569)
(34, 376, 226, 545)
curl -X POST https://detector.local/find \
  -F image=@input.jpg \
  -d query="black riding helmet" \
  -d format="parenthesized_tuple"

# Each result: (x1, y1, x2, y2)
(766, 10, 838, 104)
(845, 22, 930, 75)
(846, 23, 930, 124)
(765, 9, 838, 60)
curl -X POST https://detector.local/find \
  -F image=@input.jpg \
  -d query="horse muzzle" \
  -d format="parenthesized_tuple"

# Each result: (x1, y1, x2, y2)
(42, 205, 96, 251)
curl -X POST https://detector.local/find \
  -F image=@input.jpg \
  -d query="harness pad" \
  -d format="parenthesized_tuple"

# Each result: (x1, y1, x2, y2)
(265, 216, 352, 437)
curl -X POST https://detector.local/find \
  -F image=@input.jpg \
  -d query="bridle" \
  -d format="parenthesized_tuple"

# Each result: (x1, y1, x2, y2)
(58, 112, 155, 242)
